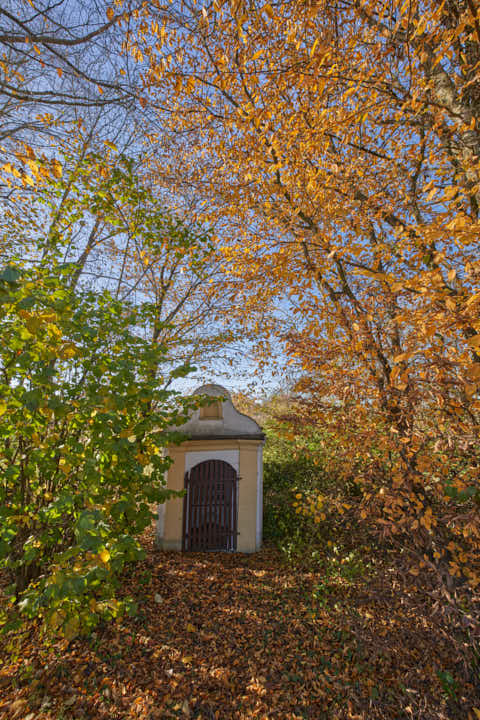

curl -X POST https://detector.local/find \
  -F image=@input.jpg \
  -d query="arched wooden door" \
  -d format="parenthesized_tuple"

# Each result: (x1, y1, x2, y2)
(182, 460, 238, 551)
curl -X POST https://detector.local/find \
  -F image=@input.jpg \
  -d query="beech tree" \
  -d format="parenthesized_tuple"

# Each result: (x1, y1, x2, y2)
(132, 0, 480, 588)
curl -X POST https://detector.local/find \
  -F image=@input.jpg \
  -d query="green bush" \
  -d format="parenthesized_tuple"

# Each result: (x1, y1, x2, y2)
(262, 429, 335, 556)
(0, 261, 196, 638)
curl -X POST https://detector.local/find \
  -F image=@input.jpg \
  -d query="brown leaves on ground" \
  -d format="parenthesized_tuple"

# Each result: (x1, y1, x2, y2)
(0, 527, 478, 720)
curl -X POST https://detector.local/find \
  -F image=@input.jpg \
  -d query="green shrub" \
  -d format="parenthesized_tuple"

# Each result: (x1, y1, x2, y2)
(0, 261, 196, 638)
(262, 429, 335, 555)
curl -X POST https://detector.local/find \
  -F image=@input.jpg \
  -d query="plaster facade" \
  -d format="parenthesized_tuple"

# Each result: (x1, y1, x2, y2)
(156, 385, 264, 553)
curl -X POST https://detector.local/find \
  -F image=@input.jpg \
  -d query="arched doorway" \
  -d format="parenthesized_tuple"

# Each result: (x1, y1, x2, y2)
(182, 459, 238, 551)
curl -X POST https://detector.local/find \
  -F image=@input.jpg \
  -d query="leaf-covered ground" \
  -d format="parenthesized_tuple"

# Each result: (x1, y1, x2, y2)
(1, 527, 478, 720)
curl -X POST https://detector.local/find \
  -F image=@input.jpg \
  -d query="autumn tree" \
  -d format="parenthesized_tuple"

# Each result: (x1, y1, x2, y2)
(131, 0, 480, 589)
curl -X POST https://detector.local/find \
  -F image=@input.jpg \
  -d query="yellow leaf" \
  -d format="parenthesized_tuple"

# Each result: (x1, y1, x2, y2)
(466, 292, 480, 307)
(186, 623, 196, 632)
(343, 85, 356, 99)
(468, 335, 480, 348)
(263, 3, 274, 18)
(0, 403, 6, 416)
(181, 656, 193, 664)
(443, 186, 457, 201)
(99, 548, 110, 563)
(107, 6, 114, 20)
(47, 323, 62, 339)
(104, 140, 117, 151)
(24, 160, 38, 177)
(59, 342, 77, 359)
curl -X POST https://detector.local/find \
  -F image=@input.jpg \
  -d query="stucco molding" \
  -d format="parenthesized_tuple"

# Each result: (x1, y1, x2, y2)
(168, 438, 264, 452)
(173, 383, 264, 440)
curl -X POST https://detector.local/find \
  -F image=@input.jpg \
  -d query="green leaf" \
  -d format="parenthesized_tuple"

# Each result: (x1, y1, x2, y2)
(0, 266, 21, 284)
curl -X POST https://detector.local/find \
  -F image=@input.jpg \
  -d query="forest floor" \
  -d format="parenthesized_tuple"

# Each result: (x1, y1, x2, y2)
(0, 526, 478, 720)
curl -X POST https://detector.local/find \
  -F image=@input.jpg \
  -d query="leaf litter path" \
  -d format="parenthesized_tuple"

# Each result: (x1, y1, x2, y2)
(0, 527, 476, 719)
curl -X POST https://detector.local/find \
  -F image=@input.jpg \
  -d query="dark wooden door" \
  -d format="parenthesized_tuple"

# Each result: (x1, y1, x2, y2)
(182, 460, 238, 551)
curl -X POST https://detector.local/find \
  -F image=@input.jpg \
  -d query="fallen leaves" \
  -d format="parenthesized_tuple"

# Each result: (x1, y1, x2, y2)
(0, 525, 478, 719)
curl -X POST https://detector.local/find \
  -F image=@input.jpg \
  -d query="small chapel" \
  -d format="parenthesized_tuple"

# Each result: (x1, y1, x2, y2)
(156, 384, 264, 553)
